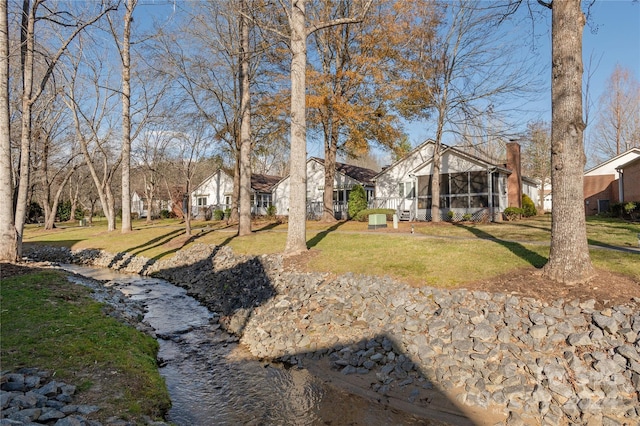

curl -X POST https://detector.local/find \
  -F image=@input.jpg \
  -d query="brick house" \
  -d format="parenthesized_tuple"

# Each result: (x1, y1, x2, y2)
(583, 148, 640, 215)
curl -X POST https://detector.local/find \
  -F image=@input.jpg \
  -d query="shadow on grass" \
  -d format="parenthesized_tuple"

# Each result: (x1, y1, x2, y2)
(455, 223, 548, 268)
(253, 221, 282, 232)
(307, 221, 346, 249)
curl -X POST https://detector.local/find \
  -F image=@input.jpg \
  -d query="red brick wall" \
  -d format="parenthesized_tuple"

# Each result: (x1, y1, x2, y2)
(583, 174, 617, 215)
(622, 161, 640, 202)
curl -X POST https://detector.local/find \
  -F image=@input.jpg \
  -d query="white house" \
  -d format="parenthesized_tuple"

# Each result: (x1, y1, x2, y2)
(191, 169, 281, 218)
(191, 169, 235, 217)
(372, 140, 536, 222)
(272, 157, 377, 219)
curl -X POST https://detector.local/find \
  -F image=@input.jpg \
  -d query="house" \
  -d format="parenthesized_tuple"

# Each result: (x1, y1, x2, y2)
(583, 148, 640, 215)
(371, 140, 538, 222)
(616, 156, 640, 203)
(272, 157, 377, 219)
(131, 188, 176, 219)
(190, 169, 281, 218)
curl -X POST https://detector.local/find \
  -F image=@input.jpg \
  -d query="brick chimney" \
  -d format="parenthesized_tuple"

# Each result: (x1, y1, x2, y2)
(506, 141, 522, 208)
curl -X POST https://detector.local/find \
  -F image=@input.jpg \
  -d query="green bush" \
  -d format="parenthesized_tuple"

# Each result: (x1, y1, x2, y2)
(353, 208, 395, 222)
(446, 210, 455, 221)
(56, 200, 72, 222)
(224, 208, 232, 219)
(522, 194, 537, 217)
(503, 207, 523, 221)
(347, 185, 368, 219)
(462, 213, 472, 221)
(213, 209, 225, 220)
(159, 209, 170, 219)
(266, 205, 277, 218)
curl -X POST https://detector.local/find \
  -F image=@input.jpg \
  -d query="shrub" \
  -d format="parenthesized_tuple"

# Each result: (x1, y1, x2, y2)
(347, 185, 368, 219)
(353, 208, 395, 222)
(131, 212, 139, 220)
(27, 201, 43, 224)
(224, 208, 231, 219)
(462, 213, 472, 221)
(213, 209, 225, 220)
(266, 205, 277, 218)
(522, 194, 537, 217)
(56, 200, 72, 222)
(159, 209, 170, 219)
(446, 210, 455, 221)
(503, 207, 523, 221)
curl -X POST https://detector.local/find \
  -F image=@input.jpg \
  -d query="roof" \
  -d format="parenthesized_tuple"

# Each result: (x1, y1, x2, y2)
(251, 174, 282, 193)
(584, 148, 640, 176)
(309, 157, 377, 185)
(616, 155, 640, 171)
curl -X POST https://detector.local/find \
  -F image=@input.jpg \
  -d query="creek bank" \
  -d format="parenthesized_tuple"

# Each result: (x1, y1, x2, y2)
(24, 244, 640, 425)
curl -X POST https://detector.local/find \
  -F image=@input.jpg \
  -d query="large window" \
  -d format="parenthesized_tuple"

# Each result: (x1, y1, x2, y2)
(417, 171, 493, 209)
(197, 196, 207, 206)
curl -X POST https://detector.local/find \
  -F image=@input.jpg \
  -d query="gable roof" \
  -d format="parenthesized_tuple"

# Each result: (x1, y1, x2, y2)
(251, 174, 282, 193)
(309, 157, 377, 185)
(373, 139, 436, 180)
(584, 148, 640, 176)
(616, 154, 640, 171)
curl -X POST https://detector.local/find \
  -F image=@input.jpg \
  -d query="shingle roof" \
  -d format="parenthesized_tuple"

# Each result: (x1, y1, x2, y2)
(251, 174, 282, 193)
(309, 157, 377, 185)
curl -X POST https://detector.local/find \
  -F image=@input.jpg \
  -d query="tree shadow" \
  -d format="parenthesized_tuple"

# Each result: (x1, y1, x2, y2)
(307, 221, 347, 248)
(454, 223, 548, 267)
(145, 246, 474, 424)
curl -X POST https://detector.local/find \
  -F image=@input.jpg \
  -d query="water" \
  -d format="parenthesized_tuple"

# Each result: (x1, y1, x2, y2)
(62, 265, 438, 425)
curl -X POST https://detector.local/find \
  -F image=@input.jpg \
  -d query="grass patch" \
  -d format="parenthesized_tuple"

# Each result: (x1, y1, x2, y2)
(23, 216, 640, 286)
(0, 269, 171, 422)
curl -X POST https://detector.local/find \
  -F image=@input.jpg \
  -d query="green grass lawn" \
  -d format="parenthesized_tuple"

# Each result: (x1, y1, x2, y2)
(23, 215, 640, 286)
(0, 269, 171, 422)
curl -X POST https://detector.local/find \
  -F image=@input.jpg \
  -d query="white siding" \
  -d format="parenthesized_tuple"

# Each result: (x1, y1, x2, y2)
(191, 170, 234, 209)
(375, 142, 435, 199)
(584, 150, 640, 177)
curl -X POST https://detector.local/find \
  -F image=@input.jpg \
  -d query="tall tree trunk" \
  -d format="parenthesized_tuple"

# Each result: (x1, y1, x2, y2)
(121, 0, 135, 233)
(542, 0, 595, 284)
(322, 129, 338, 222)
(14, 0, 36, 259)
(430, 110, 445, 223)
(285, 0, 308, 255)
(0, 0, 16, 261)
(238, 0, 252, 236)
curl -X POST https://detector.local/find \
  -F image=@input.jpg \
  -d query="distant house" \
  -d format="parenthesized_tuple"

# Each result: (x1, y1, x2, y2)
(372, 140, 539, 222)
(583, 148, 640, 215)
(272, 157, 377, 219)
(131, 188, 175, 219)
(190, 169, 281, 218)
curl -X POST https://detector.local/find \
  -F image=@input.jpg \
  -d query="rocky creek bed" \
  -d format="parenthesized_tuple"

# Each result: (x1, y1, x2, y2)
(16, 244, 640, 425)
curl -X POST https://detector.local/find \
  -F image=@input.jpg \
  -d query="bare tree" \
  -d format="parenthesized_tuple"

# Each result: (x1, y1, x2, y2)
(115, 0, 137, 233)
(64, 38, 122, 232)
(522, 120, 551, 212)
(166, 117, 215, 238)
(11, 0, 114, 258)
(539, 0, 595, 284)
(0, 0, 15, 261)
(405, 1, 540, 222)
(269, 0, 372, 255)
(238, 0, 252, 236)
(592, 64, 640, 158)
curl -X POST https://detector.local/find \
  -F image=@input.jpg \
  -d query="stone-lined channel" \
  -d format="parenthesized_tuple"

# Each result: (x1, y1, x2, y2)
(62, 264, 432, 425)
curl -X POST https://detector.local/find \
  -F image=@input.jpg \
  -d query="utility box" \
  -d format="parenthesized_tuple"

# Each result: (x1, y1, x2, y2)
(368, 213, 387, 229)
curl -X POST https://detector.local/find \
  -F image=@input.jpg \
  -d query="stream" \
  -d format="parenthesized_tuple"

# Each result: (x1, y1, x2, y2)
(62, 264, 435, 425)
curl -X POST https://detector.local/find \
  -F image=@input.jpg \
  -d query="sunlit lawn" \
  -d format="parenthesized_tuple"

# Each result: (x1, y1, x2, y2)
(23, 215, 640, 286)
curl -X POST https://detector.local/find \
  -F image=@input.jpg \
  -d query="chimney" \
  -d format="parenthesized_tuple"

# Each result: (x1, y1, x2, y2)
(506, 141, 522, 208)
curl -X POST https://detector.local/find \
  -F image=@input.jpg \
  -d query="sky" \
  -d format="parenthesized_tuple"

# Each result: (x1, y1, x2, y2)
(134, 1, 640, 164)
(406, 0, 640, 152)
